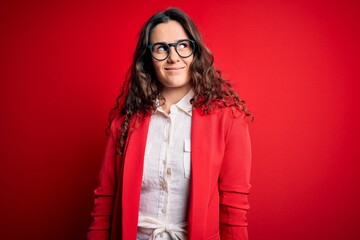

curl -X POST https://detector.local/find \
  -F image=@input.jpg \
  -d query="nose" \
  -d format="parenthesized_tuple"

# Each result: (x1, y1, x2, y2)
(167, 45, 180, 63)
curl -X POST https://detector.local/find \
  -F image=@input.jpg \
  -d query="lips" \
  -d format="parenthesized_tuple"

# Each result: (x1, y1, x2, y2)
(164, 66, 185, 71)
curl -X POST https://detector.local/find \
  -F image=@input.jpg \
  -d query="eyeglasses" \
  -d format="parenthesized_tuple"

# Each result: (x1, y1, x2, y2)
(148, 39, 196, 61)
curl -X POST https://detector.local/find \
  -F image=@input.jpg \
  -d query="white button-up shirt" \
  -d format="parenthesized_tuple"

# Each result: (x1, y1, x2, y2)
(137, 89, 194, 240)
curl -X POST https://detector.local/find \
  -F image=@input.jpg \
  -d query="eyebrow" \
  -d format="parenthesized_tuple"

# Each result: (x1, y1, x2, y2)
(149, 39, 190, 45)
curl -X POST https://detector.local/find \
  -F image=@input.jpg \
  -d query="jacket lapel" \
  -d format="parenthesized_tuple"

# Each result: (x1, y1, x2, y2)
(121, 115, 151, 239)
(188, 108, 213, 239)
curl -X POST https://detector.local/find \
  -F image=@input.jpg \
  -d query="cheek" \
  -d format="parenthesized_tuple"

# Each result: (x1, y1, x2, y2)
(185, 58, 194, 73)
(186, 56, 194, 66)
(152, 61, 163, 75)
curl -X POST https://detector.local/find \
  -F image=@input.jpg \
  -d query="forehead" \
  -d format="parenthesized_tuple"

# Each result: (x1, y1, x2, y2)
(150, 20, 189, 44)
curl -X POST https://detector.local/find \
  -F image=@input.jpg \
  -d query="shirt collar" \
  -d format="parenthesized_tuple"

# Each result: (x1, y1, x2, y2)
(175, 88, 194, 116)
(155, 88, 194, 116)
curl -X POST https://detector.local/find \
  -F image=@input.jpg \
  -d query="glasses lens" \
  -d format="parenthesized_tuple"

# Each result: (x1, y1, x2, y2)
(176, 40, 194, 58)
(151, 43, 169, 60)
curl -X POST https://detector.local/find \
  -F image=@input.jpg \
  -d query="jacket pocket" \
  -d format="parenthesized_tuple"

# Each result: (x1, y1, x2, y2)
(183, 139, 191, 179)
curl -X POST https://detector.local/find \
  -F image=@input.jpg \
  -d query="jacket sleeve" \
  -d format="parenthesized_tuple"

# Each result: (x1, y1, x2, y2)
(87, 131, 117, 240)
(219, 112, 252, 239)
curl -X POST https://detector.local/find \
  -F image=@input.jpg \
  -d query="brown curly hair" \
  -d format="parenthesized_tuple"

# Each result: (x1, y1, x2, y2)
(108, 8, 253, 154)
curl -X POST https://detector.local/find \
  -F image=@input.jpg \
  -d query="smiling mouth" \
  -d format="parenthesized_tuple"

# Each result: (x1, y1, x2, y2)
(164, 66, 185, 71)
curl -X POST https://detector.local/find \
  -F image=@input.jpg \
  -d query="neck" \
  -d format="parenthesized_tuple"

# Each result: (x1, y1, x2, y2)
(160, 85, 191, 113)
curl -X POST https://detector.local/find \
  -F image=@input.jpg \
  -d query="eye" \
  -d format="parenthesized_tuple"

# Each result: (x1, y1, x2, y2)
(155, 44, 168, 52)
(178, 42, 190, 49)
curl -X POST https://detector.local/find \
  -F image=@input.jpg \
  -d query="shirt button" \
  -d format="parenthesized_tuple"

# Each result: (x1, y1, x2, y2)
(162, 160, 166, 164)
(161, 208, 166, 213)
(160, 181, 167, 191)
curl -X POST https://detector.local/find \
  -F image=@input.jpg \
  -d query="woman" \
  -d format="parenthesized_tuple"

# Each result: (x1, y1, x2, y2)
(88, 8, 253, 240)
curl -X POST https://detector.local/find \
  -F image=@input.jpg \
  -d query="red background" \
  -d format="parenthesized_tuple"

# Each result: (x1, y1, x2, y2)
(1, 0, 359, 239)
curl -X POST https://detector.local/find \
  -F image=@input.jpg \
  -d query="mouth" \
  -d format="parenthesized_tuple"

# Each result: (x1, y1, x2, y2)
(164, 66, 186, 71)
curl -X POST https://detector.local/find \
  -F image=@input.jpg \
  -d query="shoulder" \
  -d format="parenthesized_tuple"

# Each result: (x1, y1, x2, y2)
(193, 105, 248, 137)
(204, 104, 247, 121)
(109, 113, 150, 138)
(216, 107, 250, 146)
(217, 107, 248, 132)
(109, 115, 126, 139)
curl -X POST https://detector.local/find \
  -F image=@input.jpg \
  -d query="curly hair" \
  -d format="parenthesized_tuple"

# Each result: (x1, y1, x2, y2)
(108, 8, 253, 154)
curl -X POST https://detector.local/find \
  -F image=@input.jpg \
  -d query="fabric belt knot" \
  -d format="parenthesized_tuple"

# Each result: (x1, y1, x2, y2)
(138, 216, 187, 240)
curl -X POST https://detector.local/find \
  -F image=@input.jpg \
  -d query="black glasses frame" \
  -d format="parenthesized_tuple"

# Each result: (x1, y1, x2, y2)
(147, 39, 196, 61)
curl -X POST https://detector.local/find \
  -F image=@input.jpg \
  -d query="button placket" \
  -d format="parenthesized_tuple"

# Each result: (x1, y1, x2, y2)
(163, 118, 170, 142)
(166, 167, 172, 176)
(138, 92, 194, 240)
(158, 115, 172, 226)
(163, 113, 175, 229)
(159, 117, 170, 178)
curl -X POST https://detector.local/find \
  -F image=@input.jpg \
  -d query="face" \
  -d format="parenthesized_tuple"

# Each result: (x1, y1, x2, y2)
(150, 20, 194, 93)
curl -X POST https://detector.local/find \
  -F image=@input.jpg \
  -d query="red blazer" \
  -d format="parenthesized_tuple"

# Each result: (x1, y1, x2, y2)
(88, 106, 252, 240)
